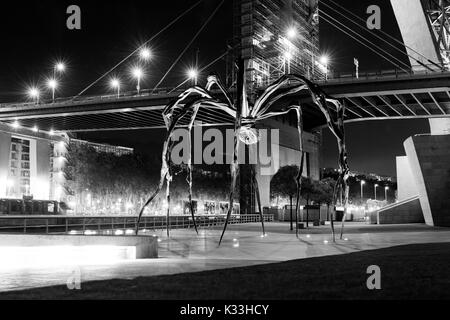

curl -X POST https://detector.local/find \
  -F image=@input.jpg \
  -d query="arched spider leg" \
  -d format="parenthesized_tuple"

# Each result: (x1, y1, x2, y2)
(136, 91, 224, 235)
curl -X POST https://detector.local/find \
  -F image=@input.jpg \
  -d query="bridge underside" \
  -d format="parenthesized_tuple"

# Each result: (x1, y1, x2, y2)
(0, 73, 450, 133)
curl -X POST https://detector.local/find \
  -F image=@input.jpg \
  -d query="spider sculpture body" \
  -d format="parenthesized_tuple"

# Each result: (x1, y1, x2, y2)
(136, 60, 350, 244)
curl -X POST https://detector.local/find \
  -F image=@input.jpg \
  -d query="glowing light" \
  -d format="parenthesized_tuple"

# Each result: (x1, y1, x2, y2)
(47, 79, 58, 90)
(323, 240, 329, 244)
(0, 245, 137, 269)
(306, 234, 311, 238)
(114, 230, 124, 236)
(28, 87, 40, 99)
(187, 68, 198, 80)
(385, 186, 389, 190)
(139, 47, 152, 60)
(49, 129, 55, 136)
(32, 126, 38, 132)
(55, 62, 65, 72)
(286, 27, 297, 39)
(344, 238, 349, 241)
(110, 78, 120, 89)
(125, 229, 134, 235)
(320, 55, 329, 65)
(361, 180, 366, 185)
(12, 120, 20, 129)
(132, 67, 143, 79)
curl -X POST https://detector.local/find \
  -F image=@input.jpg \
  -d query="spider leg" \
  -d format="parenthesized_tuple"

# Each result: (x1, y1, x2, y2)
(186, 105, 201, 234)
(219, 127, 240, 246)
(294, 107, 305, 239)
(251, 165, 265, 236)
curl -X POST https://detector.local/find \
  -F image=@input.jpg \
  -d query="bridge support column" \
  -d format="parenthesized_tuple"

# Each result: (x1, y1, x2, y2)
(429, 118, 450, 135)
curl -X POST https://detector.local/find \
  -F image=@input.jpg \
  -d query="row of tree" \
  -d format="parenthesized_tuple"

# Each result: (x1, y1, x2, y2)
(270, 165, 336, 229)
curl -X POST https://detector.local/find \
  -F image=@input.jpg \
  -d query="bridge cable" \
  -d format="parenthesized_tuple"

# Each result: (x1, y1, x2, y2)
(151, 0, 225, 93)
(320, 11, 411, 73)
(325, 0, 443, 70)
(168, 44, 238, 94)
(74, 0, 205, 98)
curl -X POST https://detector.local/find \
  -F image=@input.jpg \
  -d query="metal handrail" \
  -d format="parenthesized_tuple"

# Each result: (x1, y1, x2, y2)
(0, 214, 274, 234)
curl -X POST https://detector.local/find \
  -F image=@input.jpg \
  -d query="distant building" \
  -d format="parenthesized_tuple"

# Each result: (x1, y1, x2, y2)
(0, 122, 133, 203)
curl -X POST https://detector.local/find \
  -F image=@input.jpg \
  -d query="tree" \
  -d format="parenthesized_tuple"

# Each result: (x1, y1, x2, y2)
(270, 165, 299, 231)
(300, 177, 316, 228)
(316, 178, 335, 221)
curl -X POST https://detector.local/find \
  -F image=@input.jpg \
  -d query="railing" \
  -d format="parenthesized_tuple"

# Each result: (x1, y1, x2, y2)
(0, 214, 274, 234)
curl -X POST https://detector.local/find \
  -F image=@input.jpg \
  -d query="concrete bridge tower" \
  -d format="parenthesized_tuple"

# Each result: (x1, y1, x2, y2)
(390, 0, 450, 226)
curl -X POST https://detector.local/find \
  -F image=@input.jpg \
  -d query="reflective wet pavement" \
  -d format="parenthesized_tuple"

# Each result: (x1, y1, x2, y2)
(1, 222, 449, 292)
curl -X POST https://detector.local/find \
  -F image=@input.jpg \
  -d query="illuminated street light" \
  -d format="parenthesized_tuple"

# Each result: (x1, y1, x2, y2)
(47, 79, 58, 102)
(187, 68, 198, 85)
(32, 126, 39, 133)
(286, 27, 297, 39)
(27, 87, 40, 104)
(110, 78, 121, 98)
(360, 180, 366, 202)
(385, 186, 389, 201)
(139, 47, 152, 61)
(55, 62, 65, 73)
(374, 184, 379, 201)
(320, 55, 329, 80)
(131, 67, 144, 95)
(12, 120, 20, 129)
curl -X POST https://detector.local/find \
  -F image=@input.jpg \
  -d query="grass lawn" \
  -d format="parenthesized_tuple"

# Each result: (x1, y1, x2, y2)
(1, 242, 450, 300)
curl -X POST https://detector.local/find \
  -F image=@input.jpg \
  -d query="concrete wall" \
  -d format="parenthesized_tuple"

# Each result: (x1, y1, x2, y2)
(377, 197, 424, 224)
(0, 234, 158, 259)
(255, 118, 321, 207)
(391, 0, 441, 71)
(429, 118, 450, 135)
(404, 134, 450, 226)
(396, 156, 419, 201)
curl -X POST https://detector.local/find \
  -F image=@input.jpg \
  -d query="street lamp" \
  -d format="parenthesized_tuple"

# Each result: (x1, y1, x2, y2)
(374, 184, 379, 201)
(55, 62, 65, 74)
(47, 79, 58, 102)
(385, 186, 389, 202)
(286, 26, 297, 40)
(187, 68, 198, 85)
(28, 87, 40, 104)
(110, 78, 121, 98)
(360, 180, 366, 202)
(131, 67, 143, 95)
(139, 47, 152, 61)
(320, 55, 329, 80)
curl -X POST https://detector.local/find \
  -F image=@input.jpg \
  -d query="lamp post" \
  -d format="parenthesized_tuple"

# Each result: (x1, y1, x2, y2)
(320, 55, 329, 80)
(28, 87, 40, 104)
(139, 48, 152, 61)
(110, 78, 121, 98)
(132, 67, 143, 95)
(360, 180, 366, 203)
(374, 184, 379, 201)
(47, 79, 58, 102)
(187, 68, 198, 85)
(385, 186, 389, 202)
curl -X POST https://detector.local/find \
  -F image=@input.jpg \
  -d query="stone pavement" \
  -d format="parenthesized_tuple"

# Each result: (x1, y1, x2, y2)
(1, 222, 449, 292)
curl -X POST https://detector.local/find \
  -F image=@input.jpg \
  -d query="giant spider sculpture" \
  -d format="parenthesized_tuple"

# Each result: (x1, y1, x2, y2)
(136, 60, 350, 244)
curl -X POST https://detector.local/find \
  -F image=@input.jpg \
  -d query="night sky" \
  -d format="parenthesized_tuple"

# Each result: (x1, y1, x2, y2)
(0, 0, 431, 177)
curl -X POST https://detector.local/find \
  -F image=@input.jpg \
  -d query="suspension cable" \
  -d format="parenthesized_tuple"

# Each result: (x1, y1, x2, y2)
(75, 0, 204, 98)
(152, 0, 225, 93)
(326, 0, 443, 69)
(320, 11, 412, 73)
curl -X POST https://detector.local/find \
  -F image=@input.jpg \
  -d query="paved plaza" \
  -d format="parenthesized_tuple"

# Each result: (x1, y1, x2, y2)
(1, 222, 450, 292)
